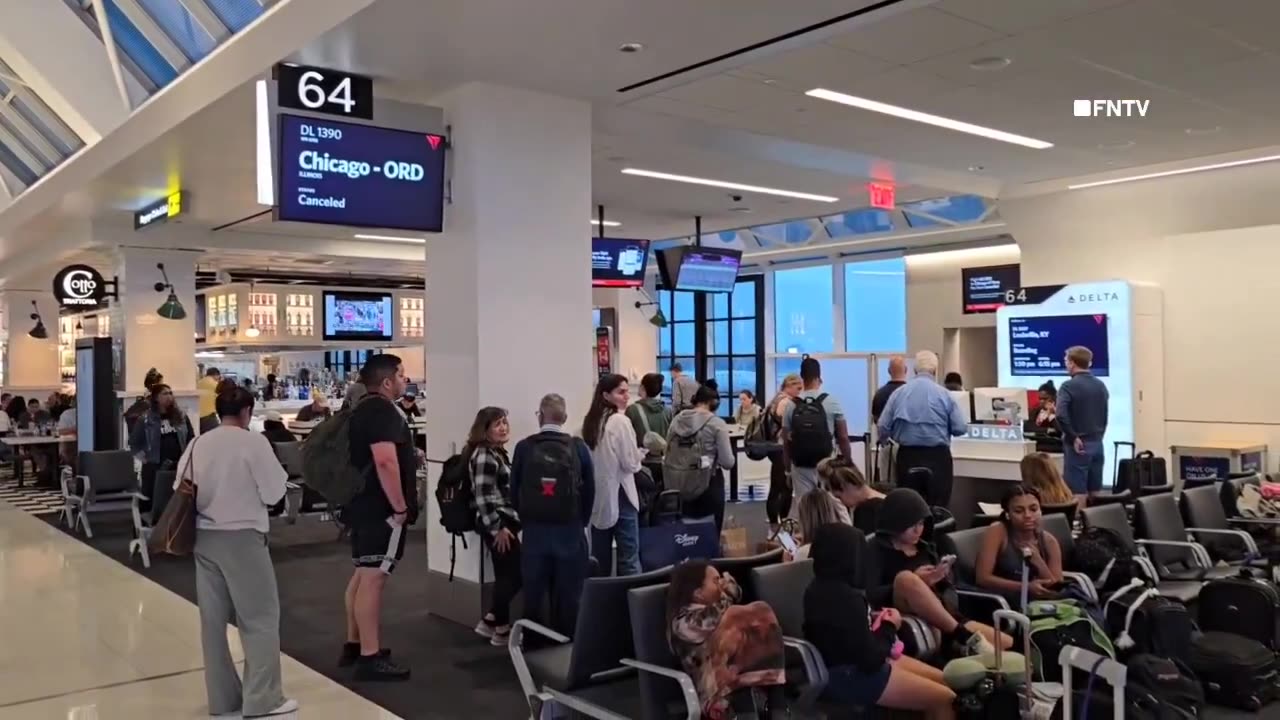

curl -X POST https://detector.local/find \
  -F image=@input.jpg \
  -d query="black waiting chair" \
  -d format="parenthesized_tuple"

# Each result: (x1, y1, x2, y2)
(63, 450, 140, 538)
(749, 561, 832, 712)
(1041, 513, 1101, 604)
(711, 548, 784, 603)
(1133, 493, 1244, 581)
(1180, 484, 1273, 568)
(1079, 503, 1202, 604)
(510, 565, 671, 717)
(939, 527, 1016, 618)
(272, 441, 309, 522)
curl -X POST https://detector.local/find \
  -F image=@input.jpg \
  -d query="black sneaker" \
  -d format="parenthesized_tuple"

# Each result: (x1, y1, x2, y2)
(339, 643, 389, 668)
(354, 654, 411, 682)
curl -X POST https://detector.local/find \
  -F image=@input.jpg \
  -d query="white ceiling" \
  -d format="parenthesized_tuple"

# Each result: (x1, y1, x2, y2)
(6, 0, 1280, 279)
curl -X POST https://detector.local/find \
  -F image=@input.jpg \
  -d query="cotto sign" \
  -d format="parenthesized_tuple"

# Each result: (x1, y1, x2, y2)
(53, 264, 108, 308)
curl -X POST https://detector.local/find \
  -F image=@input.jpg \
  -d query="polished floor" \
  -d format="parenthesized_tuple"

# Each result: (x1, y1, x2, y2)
(0, 500, 404, 720)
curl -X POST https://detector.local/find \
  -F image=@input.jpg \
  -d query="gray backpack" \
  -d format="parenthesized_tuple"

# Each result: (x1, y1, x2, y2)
(663, 417, 713, 502)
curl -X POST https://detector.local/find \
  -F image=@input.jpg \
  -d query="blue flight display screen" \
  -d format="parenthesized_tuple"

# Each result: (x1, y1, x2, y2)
(1008, 314, 1111, 377)
(676, 249, 741, 293)
(277, 114, 446, 232)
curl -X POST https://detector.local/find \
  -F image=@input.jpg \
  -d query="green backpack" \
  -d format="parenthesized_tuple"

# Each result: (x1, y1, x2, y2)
(301, 400, 372, 507)
(1027, 600, 1115, 683)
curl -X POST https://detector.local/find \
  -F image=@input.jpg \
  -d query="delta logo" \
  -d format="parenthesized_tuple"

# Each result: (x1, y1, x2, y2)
(425, 134, 443, 151)
(1066, 291, 1119, 304)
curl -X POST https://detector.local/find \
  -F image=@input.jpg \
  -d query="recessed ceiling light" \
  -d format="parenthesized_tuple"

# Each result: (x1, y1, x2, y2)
(1185, 126, 1222, 136)
(618, 42, 644, 53)
(620, 168, 840, 202)
(1097, 140, 1135, 151)
(591, 219, 622, 227)
(805, 88, 1054, 150)
(968, 165, 985, 172)
(1068, 153, 1280, 190)
(729, 206, 753, 214)
(762, 78, 778, 85)
(969, 56, 1011, 71)
(353, 234, 425, 244)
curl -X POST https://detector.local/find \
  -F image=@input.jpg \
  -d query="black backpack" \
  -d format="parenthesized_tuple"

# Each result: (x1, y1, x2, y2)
(1197, 575, 1280, 651)
(435, 453, 474, 580)
(788, 394, 832, 468)
(1072, 526, 1136, 593)
(517, 433, 582, 525)
(1188, 631, 1280, 712)
(1104, 582, 1195, 663)
(1054, 654, 1203, 720)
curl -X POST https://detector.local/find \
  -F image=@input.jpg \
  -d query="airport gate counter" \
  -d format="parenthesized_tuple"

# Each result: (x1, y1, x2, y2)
(948, 424, 1063, 529)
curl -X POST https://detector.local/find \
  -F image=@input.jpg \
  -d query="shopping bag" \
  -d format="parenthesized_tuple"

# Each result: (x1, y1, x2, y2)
(639, 517, 720, 571)
(720, 518, 751, 558)
(149, 439, 199, 556)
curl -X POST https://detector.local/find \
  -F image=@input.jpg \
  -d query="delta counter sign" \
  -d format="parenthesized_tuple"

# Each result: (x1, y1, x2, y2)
(276, 114, 446, 232)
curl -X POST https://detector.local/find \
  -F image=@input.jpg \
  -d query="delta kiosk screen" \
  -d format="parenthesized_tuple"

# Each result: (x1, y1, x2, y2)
(277, 114, 446, 232)
(1008, 314, 1111, 377)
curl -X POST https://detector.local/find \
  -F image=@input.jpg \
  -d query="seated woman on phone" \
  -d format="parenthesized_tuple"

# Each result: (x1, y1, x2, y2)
(818, 456, 886, 535)
(806, 523, 955, 720)
(975, 485, 1065, 603)
(870, 488, 1011, 655)
(788, 489, 847, 561)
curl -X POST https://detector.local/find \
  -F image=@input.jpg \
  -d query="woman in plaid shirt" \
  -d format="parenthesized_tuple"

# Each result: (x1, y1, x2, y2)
(467, 406, 522, 646)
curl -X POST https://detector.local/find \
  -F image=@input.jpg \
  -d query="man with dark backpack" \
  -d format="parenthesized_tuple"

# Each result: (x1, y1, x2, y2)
(510, 393, 595, 636)
(783, 357, 852, 513)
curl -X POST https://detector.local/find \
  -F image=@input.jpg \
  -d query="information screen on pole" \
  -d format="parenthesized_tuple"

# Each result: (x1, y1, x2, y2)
(962, 264, 1020, 314)
(276, 114, 446, 232)
(656, 247, 742, 293)
(1008, 314, 1111, 377)
(591, 238, 650, 288)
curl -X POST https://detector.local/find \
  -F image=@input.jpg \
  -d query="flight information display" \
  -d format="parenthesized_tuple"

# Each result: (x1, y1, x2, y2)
(277, 114, 446, 232)
(1008, 314, 1110, 377)
(676, 249, 741, 293)
(592, 238, 650, 287)
(962, 264, 1020, 314)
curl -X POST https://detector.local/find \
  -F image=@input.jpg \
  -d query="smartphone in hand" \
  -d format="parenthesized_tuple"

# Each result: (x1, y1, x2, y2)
(776, 531, 799, 554)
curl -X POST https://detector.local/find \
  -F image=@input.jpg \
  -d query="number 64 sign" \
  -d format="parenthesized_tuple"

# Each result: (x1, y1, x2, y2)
(275, 63, 374, 120)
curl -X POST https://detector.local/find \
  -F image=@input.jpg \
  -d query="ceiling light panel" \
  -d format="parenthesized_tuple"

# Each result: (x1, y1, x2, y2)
(620, 168, 840, 203)
(1067, 154, 1280, 190)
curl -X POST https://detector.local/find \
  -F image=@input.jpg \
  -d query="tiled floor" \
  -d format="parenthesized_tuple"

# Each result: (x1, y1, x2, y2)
(0, 499, 403, 720)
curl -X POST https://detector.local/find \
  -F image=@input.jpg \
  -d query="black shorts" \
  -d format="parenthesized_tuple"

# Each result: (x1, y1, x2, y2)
(350, 513, 407, 574)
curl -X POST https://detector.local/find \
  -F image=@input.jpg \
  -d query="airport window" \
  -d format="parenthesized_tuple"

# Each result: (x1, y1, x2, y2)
(900, 194, 988, 228)
(205, 0, 265, 32)
(102, 0, 180, 87)
(821, 209, 895, 238)
(655, 289, 698, 400)
(751, 220, 815, 246)
(706, 276, 763, 418)
(137, 0, 217, 60)
(773, 265, 834, 354)
(844, 256, 906, 352)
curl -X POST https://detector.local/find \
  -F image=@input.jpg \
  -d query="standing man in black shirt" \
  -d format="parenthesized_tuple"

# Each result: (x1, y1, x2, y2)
(340, 354, 417, 681)
(871, 356, 908, 423)
(1057, 345, 1109, 509)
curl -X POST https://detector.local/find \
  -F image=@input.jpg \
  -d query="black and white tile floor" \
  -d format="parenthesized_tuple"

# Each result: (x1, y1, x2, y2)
(0, 471, 64, 516)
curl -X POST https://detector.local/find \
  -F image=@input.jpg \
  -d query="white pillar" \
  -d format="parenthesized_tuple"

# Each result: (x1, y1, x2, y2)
(3, 289, 60, 395)
(423, 83, 592, 623)
(115, 247, 197, 417)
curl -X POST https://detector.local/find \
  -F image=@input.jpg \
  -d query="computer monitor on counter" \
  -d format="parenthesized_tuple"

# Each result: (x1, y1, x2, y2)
(972, 387, 1029, 424)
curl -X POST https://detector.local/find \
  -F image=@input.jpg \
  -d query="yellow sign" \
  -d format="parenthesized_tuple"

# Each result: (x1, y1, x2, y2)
(166, 191, 182, 218)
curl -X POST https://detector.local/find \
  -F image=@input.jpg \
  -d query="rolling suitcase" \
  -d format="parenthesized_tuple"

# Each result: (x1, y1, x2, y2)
(1112, 441, 1167, 495)
(1197, 574, 1280, 651)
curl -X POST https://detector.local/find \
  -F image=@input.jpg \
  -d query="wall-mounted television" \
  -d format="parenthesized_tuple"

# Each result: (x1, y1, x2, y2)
(962, 263, 1020, 314)
(655, 247, 743, 293)
(592, 237, 650, 288)
(322, 291, 394, 341)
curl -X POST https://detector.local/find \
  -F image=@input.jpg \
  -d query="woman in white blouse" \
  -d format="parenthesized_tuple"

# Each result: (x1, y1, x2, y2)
(583, 373, 646, 576)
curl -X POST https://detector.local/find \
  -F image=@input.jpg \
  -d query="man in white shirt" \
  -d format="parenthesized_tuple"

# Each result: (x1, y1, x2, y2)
(176, 386, 294, 719)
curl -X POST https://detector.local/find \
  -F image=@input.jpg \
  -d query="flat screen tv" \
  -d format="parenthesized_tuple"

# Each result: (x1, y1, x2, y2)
(962, 264, 1021, 314)
(591, 237, 650, 288)
(1008, 314, 1110, 377)
(655, 247, 743, 293)
(322, 291, 394, 341)
(276, 114, 447, 232)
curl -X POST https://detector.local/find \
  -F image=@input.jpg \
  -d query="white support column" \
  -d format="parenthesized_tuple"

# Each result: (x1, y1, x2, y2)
(0, 0, 131, 141)
(115, 247, 198, 417)
(424, 83, 592, 623)
(2, 289, 61, 395)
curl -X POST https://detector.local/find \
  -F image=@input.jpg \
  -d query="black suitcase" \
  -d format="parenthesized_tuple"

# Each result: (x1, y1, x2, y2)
(1188, 631, 1280, 711)
(1113, 442, 1167, 494)
(1103, 582, 1195, 662)
(1198, 575, 1280, 651)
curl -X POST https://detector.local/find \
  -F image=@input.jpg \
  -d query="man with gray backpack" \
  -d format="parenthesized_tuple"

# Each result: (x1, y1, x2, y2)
(664, 385, 735, 532)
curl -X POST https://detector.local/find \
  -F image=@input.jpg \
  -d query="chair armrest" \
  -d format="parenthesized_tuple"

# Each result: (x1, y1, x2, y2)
(1229, 517, 1280, 526)
(508, 619, 570, 710)
(620, 659, 701, 720)
(537, 689, 632, 720)
(1187, 526, 1260, 557)
(1132, 555, 1162, 585)
(1061, 571, 1099, 604)
(1135, 538, 1213, 569)
(955, 588, 1012, 616)
(782, 636, 828, 709)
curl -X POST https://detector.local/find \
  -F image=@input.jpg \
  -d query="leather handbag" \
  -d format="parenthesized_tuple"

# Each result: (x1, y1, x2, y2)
(148, 438, 200, 556)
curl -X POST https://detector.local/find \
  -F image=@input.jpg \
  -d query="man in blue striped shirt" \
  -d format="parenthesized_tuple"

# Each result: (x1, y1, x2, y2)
(877, 351, 968, 508)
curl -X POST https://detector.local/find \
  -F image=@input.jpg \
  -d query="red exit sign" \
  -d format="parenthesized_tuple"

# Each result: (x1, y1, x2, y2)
(867, 181, 895, 209)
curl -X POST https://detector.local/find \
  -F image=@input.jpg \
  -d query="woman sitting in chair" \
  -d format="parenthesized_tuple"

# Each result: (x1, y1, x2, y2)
(667, 560, 787, 719)
(805, 523, 956, 719)
(819, 456, 886, 535)
(975, 485, 1065, 601)
(1020, 452, 1074, 506)
(790, 487, 847, 561)
(870, 488, 1011, 656)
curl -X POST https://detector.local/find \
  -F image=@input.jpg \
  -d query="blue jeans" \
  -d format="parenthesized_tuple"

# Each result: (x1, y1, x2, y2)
(522, 528, 590, 636)
(1064, 437, 1105, 494)
(590, 488, 641, 576)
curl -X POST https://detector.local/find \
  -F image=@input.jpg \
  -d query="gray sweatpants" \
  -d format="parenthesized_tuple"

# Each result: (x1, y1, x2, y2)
(194, 528, 285, 717)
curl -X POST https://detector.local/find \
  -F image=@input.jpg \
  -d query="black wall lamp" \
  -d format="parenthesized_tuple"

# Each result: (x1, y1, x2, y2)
(634, 288, 668, 328)
(28, 300, 47, 339)
(154, 262, 186, 320)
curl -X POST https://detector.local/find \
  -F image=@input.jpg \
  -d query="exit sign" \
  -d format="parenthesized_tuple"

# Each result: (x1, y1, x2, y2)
(868, 181, 895, 210)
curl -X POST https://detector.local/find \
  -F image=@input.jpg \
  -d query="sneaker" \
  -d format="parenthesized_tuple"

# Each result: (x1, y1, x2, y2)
(490, 629, 511, 647)
(473, 619, 495, 638)
(246, 699, 298, 718)
(963, 632, 995, 656)
(338, 643, 389, 667)
(354, 655, 411, 682)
